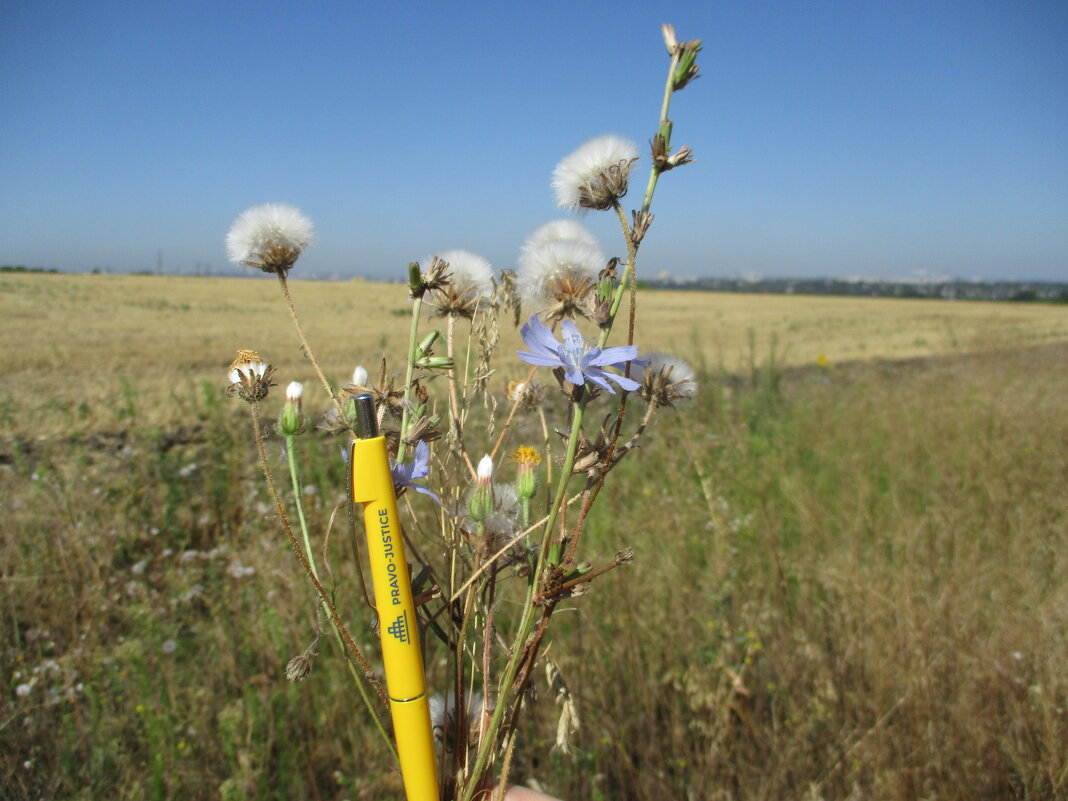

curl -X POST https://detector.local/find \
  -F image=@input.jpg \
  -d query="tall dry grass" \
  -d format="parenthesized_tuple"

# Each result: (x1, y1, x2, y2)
(4, 272, 1067, 438)
(3, 281, 1065, 800)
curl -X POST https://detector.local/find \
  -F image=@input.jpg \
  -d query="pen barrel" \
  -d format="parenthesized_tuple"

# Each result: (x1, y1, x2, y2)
(350, 436, 439, 801)
(351, 436, 427, 698)
(391, 695, 439, 801)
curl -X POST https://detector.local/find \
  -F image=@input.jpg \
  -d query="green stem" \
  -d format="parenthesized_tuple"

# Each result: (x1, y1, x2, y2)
(250, 404, 397, 763)
(285, 434, 317, 580)
(458, 390, 588, 801)
(396, 295, 423, 463)
(640, 49, 682, 215)
(462, 43, 686, 800)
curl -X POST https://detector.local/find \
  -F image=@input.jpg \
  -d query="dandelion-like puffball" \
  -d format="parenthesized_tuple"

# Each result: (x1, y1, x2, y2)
(424, 250, 493, 295)
(552, 135, 639, 212)
(422, 249, 495, 318)
(226, 203, 315, 275)
(517, 236, 604, 308)
(522, 220, 601, 253)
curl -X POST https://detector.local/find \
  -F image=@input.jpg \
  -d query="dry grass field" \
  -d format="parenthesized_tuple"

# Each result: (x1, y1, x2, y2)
(2, 271, 1066, 800)
(3, 272, 1068, 438)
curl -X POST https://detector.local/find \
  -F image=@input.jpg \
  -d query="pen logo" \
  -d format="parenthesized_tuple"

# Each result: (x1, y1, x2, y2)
(387, 610, 410, 644)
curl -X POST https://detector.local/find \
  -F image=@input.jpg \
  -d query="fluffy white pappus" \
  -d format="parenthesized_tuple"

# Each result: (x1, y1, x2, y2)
(429, 691, 485, 734)
(352, 365, 369, 387)
(477, 454, 494, 481)
(422, 249, 494, 296)
(285, 381, 303, 400)
(225, 203, 315, 267)
(516, 238, 604, 305)
(552, 135, 639, 211)
(522, 220, 601, 254)
(640, 351, 698, 400)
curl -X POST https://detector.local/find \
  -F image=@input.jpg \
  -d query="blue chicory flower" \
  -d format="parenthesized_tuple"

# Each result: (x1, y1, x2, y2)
(517, 315, 641, 394)
(390, 440, 441, 503)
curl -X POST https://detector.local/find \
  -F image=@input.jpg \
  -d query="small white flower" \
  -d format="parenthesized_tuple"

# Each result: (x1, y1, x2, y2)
(161, 640, 177, 654)
(286, 381, 303, 401)
(552, 135, 639, 212)
(226, 203, 314, 275)
(352, 365, 369, 387)
(16, 682, 33, 697)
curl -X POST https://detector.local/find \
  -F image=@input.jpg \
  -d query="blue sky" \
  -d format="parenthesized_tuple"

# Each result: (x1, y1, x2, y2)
(2, 0, 1066, 281)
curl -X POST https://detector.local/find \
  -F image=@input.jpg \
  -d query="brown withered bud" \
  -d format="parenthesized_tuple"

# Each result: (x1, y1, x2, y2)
(402, 414, 442, 446)
(541, 275, 597, 326)
(584, 291, 614, 328)
(664, 144, 694, 171)
(413, 380, 429, 408)
(284, 654, 313, 683)
(560, 416, 613, 477)
(551, 367, 601, 404)
(507, 379, 547, 414)
(226, 350, 275, 404)
(409, 257, 452, 300)
(631, 211, 654, 248)
(374, 359, 408, 421)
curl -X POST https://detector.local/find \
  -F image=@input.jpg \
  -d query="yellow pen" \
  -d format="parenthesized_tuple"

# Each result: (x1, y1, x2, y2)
(349, 393, 439, 801)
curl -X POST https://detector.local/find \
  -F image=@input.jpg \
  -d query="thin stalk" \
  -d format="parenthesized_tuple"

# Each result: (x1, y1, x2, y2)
(284, 435, 317, 579)
(458, 390, 588, 801)
(277, 274, 344, 418)
(396, 295, 423, 463)
(639, 48, 682, 216)
(248, 402, 397, 761)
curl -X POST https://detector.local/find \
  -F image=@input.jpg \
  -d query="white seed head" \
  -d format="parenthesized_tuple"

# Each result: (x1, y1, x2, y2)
(424, 249, 494, 297)
(226, 203, 314, 274)
(552, 135, 639, 212)
(477, 454, 494, 481)
(352, 365, 369, 387)
(517, 234, 604, 307)
(522, 220, 601, 253)
(286, 381, 303, 401)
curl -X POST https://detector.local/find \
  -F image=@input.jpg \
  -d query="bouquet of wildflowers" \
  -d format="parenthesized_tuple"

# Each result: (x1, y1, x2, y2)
(224, 25, 700, 801)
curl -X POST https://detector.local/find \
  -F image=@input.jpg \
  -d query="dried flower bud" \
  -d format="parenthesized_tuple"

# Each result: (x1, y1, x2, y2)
(672, 39, 702, 91)
(285, 654, 312, 683)
(662, 23, 679, 54)
(226, 350, 275, 403)
(631, 210, 654, 248)
(638, 352, 698, 408)
(507, 379, 547, 414)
